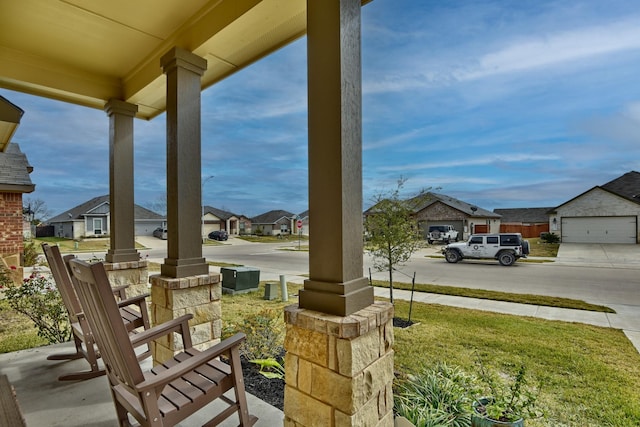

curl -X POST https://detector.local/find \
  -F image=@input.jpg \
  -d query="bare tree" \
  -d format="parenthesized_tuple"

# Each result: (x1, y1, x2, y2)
(364, 179, 428, 304)
(23, 197, 51, 224)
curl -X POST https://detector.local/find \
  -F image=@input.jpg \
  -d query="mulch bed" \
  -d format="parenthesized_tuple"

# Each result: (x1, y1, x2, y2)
(240, 356, 284, 410)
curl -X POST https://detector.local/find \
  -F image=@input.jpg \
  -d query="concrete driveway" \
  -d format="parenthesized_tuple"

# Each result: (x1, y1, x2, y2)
(556, 243, 640, 268)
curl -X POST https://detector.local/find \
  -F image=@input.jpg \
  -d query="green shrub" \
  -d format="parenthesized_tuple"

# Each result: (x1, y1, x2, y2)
(394, 363, 480, 427)
(3, 269, 70, 344)
(22, 240, 40, 267)
(236, 308, 284, 360)
(540, 233, 560, 244)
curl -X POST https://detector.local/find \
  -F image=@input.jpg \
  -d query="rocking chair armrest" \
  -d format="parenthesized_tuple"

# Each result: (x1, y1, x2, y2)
(111, 285, 130, 300)
(116, 293, 150, 309)
(135, 333, 247, 393)
(129, 314, 193, 347)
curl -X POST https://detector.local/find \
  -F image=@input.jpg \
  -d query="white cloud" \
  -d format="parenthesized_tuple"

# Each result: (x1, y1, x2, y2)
(377, 153, 561, 172)
(460, 19, 640, 81)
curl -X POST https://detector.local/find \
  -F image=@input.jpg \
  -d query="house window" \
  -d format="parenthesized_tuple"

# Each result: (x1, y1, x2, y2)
(94, 218, 102, 235)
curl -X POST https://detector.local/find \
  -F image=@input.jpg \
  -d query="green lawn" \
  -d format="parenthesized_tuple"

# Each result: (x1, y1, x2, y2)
(391, 299, 640, 426)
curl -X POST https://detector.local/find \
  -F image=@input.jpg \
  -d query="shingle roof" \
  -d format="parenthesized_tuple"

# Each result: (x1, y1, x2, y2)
(493, 207, 553, 223)
(251, 209, 294, 224)
(552, 170, 640, 210)
(601, 171, 640, 204)
(203, 206, 237, 220)
(409, 192, 500, 218)
(47, 195, 164, 223)
(0, 143, 35, 193)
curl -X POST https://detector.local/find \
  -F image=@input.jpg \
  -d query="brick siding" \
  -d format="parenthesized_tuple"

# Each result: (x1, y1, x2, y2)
(0, 192, 24, 257)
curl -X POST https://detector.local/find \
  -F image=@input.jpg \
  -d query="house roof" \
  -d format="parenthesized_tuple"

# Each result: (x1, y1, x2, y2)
(552, 171, 640, 211)
(203, 205, 237, 221)
(0, 143, 35, 193)
(493, 207, 553, 223)
(409, 192, 500, 218)
(601, 171, 640, 204)
(251, 209, 295, 224)
(0, 1, 369, 120)
(47, 195, 164, 223)
(0, 96, 24, 152)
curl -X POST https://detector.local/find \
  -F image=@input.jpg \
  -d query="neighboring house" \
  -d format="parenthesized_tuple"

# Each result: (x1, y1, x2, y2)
(202, 206, 242, 236)
(237, 214, 252, 236)
(550, 171, 640, 244)
(409, 192, 501, 239)
(0, 96, 34, 283)
(251, 209, 295, 236)
(297, 210, 309, 235)
(47, 195, 165, 239)
(493, 207, 553, 238)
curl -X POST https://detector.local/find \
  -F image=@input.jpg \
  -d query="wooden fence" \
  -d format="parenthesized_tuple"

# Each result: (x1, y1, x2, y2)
(499, 223, 549, 238)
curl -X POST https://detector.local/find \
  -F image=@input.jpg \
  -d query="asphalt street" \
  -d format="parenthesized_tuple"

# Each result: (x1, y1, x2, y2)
(134, 236, 640, 352)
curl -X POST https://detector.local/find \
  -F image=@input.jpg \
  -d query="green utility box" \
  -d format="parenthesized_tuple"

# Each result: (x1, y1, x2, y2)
(221, 267, 260, 294)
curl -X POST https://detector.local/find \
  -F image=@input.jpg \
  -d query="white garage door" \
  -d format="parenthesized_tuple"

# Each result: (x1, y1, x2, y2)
(562, 216, 637, 244)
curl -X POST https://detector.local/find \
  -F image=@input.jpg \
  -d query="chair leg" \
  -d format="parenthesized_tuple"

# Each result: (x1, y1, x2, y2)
(47, 335, 84, 361)
(229, 347, 257, 427)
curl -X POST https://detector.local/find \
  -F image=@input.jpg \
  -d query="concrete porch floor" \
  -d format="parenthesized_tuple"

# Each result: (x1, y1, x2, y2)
(0, 341, 283, 426)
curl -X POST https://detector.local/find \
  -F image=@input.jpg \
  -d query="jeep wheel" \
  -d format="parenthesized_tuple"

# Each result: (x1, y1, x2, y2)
(498, 251, 516, 266)
(444, 249, 461, 263)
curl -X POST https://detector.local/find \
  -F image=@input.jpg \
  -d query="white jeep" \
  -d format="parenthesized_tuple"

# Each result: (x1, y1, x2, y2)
(427, 225, 459, 244)
(441, 233, 530, 266)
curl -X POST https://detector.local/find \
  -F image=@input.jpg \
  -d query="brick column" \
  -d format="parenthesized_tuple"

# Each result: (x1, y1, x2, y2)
(284, 302, 395, 427)
(149, 272, 222, 363)
(0, 192, 25, 283)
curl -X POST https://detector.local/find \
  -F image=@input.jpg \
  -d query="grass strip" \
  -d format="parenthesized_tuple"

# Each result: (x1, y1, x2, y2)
(371, 280, 615, 313)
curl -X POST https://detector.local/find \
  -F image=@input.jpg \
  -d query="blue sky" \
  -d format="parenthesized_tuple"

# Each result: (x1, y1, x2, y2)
(4, 0, 640, 219)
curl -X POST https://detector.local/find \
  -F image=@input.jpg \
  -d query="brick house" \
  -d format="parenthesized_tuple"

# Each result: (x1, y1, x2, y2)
(0, 96, 35, 283)
(409, 192, 500, 239)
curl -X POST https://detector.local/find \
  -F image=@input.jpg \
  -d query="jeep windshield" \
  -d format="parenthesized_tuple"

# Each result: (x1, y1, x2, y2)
(429, 226, 447, 232)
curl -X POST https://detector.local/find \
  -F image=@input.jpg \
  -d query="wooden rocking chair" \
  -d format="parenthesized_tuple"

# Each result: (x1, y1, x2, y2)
(42, 244, 152, 381)
(67, 258, 257, 427)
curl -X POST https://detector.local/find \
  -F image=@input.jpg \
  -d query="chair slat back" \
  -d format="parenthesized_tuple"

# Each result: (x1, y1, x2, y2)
(67, 258, 144, 388)
(41, 244, 82, 322)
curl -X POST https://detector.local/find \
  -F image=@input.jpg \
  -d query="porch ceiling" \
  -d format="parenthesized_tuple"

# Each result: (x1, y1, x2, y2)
(0, 0, 311, 120)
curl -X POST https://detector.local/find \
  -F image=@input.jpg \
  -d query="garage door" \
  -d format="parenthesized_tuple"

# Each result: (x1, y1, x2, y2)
(562, 216, 637, 244)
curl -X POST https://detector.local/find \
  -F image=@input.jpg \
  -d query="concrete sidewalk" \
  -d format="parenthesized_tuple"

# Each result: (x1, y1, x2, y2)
(372, 287, 640, 354)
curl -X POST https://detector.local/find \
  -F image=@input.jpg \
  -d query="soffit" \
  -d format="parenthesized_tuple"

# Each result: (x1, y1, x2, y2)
(0, 0, 309, 120)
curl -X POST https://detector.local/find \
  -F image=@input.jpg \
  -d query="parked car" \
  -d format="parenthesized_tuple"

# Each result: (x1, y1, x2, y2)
(441, 233, 530, 266)
(208, 230, 228, 241)
(152, 227, 167, 240)
(427, 224, 459, 244)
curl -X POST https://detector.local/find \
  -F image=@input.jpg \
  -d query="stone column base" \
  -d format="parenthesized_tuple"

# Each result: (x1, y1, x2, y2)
(103, 259, 149, 298)
(149, 272, 222, 364)
(284, 302, 395, 427)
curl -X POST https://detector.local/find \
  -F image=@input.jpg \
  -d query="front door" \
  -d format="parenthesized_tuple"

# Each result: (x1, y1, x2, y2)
(93, 218, 102, 235)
